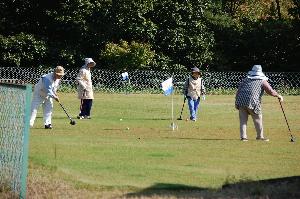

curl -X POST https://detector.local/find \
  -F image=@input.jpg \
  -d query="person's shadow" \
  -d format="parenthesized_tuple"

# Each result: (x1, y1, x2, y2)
(123, 176, 300, 199)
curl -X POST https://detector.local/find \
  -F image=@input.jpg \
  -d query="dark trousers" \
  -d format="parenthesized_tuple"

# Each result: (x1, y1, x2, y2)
(79, 99, 93, 116)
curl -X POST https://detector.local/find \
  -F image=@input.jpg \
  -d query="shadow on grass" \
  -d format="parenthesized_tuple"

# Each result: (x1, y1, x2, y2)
(124, 176, 300, 199)
(162, 137, 237, 141)
(120, 118, 171, 121)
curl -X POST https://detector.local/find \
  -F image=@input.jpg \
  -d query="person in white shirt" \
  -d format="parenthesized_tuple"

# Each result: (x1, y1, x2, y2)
(30, 66, 64, 129)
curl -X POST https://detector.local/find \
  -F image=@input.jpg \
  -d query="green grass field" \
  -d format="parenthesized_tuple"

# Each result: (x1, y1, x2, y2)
(26, 93, 300, 198)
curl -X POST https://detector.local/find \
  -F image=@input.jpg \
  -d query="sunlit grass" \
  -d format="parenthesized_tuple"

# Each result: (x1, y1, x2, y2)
(27, 93, 300, 198)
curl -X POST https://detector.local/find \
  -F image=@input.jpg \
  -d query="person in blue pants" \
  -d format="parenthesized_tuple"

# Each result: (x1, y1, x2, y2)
(183, 67, 206, 121)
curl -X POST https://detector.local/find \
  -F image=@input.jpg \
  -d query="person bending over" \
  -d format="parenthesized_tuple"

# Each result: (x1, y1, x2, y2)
(30, 66, 64, 129)
(235, 65, 283, 141)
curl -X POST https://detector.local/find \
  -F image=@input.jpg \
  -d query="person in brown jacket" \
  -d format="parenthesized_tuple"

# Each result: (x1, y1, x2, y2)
(76, 58, 96, 119)
(183, 67, 206, 121)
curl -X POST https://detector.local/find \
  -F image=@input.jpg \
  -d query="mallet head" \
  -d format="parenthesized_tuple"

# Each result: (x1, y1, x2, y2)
(70, 120, 76, 125)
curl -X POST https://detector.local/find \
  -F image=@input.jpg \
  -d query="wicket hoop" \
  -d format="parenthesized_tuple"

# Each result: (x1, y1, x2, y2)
(0, 83, 32, 199)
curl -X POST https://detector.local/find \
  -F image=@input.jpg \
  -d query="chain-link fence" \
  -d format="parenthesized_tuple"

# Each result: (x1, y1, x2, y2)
(0, 83, 31, 198)
(0, 67, 299, 95)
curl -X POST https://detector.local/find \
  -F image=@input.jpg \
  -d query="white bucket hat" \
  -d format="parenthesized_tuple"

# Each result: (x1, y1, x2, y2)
(247, 65, 268, 80)
(191, 67, 201, 74)
(84, 58, 96, 67)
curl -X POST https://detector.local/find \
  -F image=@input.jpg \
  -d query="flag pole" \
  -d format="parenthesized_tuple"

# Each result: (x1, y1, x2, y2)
(171, 88, 174, 130)
(171, 75, 176, 131)
(161, 76, 177, 131)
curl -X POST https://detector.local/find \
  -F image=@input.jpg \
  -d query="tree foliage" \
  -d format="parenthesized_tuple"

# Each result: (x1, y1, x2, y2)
(289, 0, 300, 19)
(150, 0, 215, 69)
(100, 40, 155, 70)
(0, 33, 47, 67)
(0, 0, 299, 71)
(206, 0, 299, 71)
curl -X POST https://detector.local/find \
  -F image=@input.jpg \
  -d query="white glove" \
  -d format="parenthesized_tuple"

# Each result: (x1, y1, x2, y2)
(277, 95, 283, 102)
(202, 95, 206, 101)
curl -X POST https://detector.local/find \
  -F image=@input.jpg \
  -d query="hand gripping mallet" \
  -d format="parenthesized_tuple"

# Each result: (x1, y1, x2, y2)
(278, 98, 295, 142)
(177, 96, 187, 120)
(58, 101, 76, 125)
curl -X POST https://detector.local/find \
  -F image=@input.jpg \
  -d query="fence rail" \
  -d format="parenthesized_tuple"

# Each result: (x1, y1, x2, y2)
(0, 67, 299, 95)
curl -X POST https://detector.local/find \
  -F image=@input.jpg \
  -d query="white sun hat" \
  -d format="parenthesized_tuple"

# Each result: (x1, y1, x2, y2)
(84, 58, 96, 67)
(55, 65, 65, 76)
(247, 65, 268, 80)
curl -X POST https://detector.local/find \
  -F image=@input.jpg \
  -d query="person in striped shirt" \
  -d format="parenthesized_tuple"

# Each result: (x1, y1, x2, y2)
(235, 65, 283, 141)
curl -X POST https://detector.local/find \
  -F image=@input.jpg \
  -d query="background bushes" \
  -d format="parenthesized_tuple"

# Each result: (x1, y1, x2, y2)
(0, 0, 299, 71)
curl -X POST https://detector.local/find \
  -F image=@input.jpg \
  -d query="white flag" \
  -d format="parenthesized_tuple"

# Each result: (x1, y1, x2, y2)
(121, 72, 129, 81)
(161, 77, 173, 96)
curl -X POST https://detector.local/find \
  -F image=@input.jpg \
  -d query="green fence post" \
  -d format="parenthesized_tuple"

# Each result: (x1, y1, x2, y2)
(20, 84, 32, 199)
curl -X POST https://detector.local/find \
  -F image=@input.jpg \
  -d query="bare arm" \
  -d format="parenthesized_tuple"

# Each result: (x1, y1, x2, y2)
(262, 80, 283, 101)
(262, 80, 278, 97)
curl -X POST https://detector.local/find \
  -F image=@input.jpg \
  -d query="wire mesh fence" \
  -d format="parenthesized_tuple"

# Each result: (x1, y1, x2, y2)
(0, 67, 299, 95)
(0, 83, 31, 199)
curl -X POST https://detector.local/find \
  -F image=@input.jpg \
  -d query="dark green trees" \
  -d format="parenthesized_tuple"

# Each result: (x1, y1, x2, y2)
(0, 0, 299, 71)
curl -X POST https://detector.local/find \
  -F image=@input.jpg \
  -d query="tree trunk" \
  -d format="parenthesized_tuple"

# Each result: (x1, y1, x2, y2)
(275, 0, 282, 19)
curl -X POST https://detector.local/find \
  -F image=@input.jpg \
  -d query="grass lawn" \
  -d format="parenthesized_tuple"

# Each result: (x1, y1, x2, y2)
(26, 93, 300, 198)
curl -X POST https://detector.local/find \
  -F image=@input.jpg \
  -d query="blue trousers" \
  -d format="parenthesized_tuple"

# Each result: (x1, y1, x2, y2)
(187, 97, 200, 120)
(79, 99, 93, 116)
